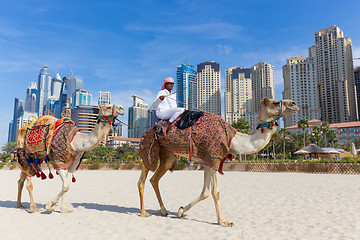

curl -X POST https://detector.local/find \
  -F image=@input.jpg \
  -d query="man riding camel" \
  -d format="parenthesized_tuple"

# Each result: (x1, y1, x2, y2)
(152, 77, 185, 136)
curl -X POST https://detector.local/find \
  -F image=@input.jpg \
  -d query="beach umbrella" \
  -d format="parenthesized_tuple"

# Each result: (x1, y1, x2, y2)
(322, 148, 341, 154)
(302, 144, 324, 153)
(351, 142, 357, 156)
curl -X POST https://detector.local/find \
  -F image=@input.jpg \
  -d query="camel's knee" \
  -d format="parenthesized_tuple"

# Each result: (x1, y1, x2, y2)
(137, 180, 145, 191)
(212, 191, 220, 201)
(200, 189, 210, 200)
(26, 182, 33, 192)
(149, 177, 157, 187)
(63, 182, 70, 192)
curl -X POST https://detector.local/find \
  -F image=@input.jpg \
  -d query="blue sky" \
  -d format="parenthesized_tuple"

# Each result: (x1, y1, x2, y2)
(1, 0, 360, 148)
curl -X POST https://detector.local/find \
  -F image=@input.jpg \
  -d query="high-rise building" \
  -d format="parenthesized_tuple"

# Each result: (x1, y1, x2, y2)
(98, 91, 111, 105)
(8, 98, 24, 142)
(51, 73, 62, 100)
(36, 66, 52, 116)
(148, 109, 158, 128)
(309, 26, 358, 123)
(128, 96, 149, 138)
(282, 56, 321, 127)
(354, 67, 360, 120)
(67, 75, 84, 101)
(225, 67, 254, 124)
(251, 62, 275, 111)
(71, 105, 99, 133)
(18, 112, 38, 130)
(197, 61, 221, 115)
(176, 63, 197, 110)
(72, 89, 92, 108)
(25, 82, 37, 113)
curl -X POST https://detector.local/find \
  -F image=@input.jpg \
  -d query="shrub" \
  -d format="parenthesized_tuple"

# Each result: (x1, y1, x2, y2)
(88, 163, 99, 170)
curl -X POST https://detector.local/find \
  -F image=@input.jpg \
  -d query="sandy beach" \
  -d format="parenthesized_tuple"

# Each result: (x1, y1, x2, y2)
(0, 170, 359, 240)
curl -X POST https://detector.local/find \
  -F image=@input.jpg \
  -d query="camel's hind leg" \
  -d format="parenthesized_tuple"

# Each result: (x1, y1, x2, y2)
(150, 150, 176, 216)
(26, 176, 37, 213)
(137, 165, 150, 217)
(16, 171, 27, 208)
(178, 165, 211, 218)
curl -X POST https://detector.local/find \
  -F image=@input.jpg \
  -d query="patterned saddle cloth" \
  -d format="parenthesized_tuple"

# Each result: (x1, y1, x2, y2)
(139, 112, 237, 174)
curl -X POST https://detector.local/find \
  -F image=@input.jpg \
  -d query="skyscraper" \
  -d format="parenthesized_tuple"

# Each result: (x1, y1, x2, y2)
(67, 75, 84, 101)
(98, 91, 111, 105)
(355, 67, 360, 119)
(36, 66, 52, 116)
(51, 72, 62, 100)
(8, 98, 24, 142)
(251, 62, 275, 111)
(71, 105, 99, 133)
(72, 89, 92, 108)
(282, 56, 321, 127)
(197, 61, 221, 115)
(309, 26, 358, 123)
(25, 82, 37, 113)
(176, 63, 197, 110)
(224, 67, 256, 128)
(128, 96, 149, 138)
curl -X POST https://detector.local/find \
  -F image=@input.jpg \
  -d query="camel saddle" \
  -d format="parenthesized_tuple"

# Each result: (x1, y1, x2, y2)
(17, 115, 80, 174)
(139, 112, 237, 174)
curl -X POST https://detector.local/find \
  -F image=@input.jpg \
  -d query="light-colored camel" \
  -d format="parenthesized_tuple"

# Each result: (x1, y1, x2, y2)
(137, 98, 299, 226)
(16, 104, 124, 213)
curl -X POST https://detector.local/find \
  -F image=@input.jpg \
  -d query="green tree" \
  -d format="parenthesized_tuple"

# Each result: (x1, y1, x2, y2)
(231, 118, 251, 134)
(309, 126, 321, 146)
(271, 131, 281, 160)
(320, 122, 330, 147)
(279, 128, 289, 156)
(326, 130, 338, 147)
(298, 119, 309, 148)
(2, 142, 17, 153)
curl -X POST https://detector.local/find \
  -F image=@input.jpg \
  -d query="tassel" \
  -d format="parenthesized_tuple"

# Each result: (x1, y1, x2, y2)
(40, 172, 47, 180)
(45, 156, 49, 163)
(56, 170, 59, 175)
(35, 171, 40, 178)
(35, 158, 41, 165)
(261, 128, 264, 133)
(271, 121, 275, 127)
(72, 175, 76, 183)
(49, 172, 54, 179)
(27, 158, 33, 164)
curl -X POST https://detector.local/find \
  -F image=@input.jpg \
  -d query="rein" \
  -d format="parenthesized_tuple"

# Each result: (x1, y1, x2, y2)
(256, 100, 283, 133)
(98, 105, 116, 126)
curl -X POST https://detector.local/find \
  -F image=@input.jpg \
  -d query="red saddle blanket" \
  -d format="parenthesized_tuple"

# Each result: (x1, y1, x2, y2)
(139, 113, 237, 174)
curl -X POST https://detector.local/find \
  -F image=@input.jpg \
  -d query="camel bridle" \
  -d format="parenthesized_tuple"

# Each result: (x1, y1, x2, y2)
(256, 100, 283, 133)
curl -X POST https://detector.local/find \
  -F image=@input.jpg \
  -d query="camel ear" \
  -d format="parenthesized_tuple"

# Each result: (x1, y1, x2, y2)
(261, 97, 270, 105)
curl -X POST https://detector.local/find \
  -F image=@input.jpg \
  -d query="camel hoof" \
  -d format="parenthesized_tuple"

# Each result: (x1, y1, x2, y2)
(45, 201, 55, 212)
(140, 211, 150, 217)
(219, 220, 233, 227)
(160, 208, 169, 217)
(178, 206, 184, 218)
(27, 205, 37, 213)
(16, 203, 25, 209)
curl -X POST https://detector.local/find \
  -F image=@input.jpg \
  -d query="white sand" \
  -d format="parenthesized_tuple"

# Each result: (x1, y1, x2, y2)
(0, 170, 359, 240)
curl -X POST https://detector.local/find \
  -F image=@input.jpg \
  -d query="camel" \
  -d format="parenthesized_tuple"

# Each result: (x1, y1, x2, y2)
(16, 104, 124, 213)
(137, 98, 299, 226)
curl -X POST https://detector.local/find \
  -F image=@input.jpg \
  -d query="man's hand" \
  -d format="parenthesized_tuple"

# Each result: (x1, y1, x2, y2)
(159, 96, 165, 101)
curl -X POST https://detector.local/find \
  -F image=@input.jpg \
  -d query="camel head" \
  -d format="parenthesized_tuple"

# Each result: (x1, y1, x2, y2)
(257, 98, 299, 123)
(98, 104, 125, 117)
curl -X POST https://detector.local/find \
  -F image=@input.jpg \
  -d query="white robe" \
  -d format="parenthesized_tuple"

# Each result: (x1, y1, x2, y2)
(152, 89, 185, 122)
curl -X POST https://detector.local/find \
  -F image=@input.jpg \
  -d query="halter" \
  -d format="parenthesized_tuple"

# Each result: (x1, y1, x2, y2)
(256, 100, 283, 133)
(97, 105, 116, 126)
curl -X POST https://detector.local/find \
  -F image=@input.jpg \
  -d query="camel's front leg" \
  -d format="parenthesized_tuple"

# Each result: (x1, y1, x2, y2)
(178, 165, 211, 218)
(16, 171, 27, 209)
(26, 176, 37, 213)
(210, 169, 233, 227)
(46, 169, 70, 212)
(137, 165, 150, 217)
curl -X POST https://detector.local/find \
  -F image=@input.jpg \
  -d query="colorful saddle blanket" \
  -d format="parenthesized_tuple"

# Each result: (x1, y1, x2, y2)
(139, 112, 237, 174)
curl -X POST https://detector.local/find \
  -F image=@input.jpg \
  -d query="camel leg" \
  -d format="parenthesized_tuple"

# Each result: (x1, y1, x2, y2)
(26, 176, 37, 213)
(178, 165, 211, 218)
(210, 168, 233, 227)
(46, 169, 70, 212)
(137, 165, 150, 217)
(150, 150, 176, 216)
(16, 171, 27, 208)
(59, 154, 82, 213)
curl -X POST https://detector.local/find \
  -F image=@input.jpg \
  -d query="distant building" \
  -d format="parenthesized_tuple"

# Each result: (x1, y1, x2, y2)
(51, 73, 62, 100)
(72, 89, 92, 108)
(176, 63, 197, 109)
(309, 26, 358, 123)
(18, 112, 38, 130)
(282, 56, 321, 127)
(25, 82, 37, 113)
(67, 75, 84, 101)
(148, 109, 158, 128)
(197, 61, 221, 115)
(354, 67, 360, 120)
(98, 91, 111, 105)
(251, 62, 275, 111)
(71, 105, 99, 133)
(8, 98, 24, 143)
(128, 96, 149, 138)
(106, 136, 141, 149)
(36, 66, 52, 116)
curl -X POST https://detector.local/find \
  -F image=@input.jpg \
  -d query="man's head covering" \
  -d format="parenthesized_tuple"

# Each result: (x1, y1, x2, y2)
(161, 77, 174, 90)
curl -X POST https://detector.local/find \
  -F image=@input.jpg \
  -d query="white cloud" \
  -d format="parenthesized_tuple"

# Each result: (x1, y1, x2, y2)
(217, 44, 233, 55)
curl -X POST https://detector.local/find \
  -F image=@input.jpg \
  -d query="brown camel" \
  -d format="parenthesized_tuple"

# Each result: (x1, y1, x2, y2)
(16, 104, 124, 213)
(137, 98, 299, 226)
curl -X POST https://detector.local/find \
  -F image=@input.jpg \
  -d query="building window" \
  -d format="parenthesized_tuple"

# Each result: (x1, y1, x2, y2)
(341, 134, 346, 138)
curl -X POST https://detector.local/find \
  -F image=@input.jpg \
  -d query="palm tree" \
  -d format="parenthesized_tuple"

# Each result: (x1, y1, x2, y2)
(231, 117, 251, 134)
(320, 122, 330, 147)
(310, 126, 321, 145)
(279, 128, 289, 156)
(298, 119, 309, 148)
(1, 142, 17, 160)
